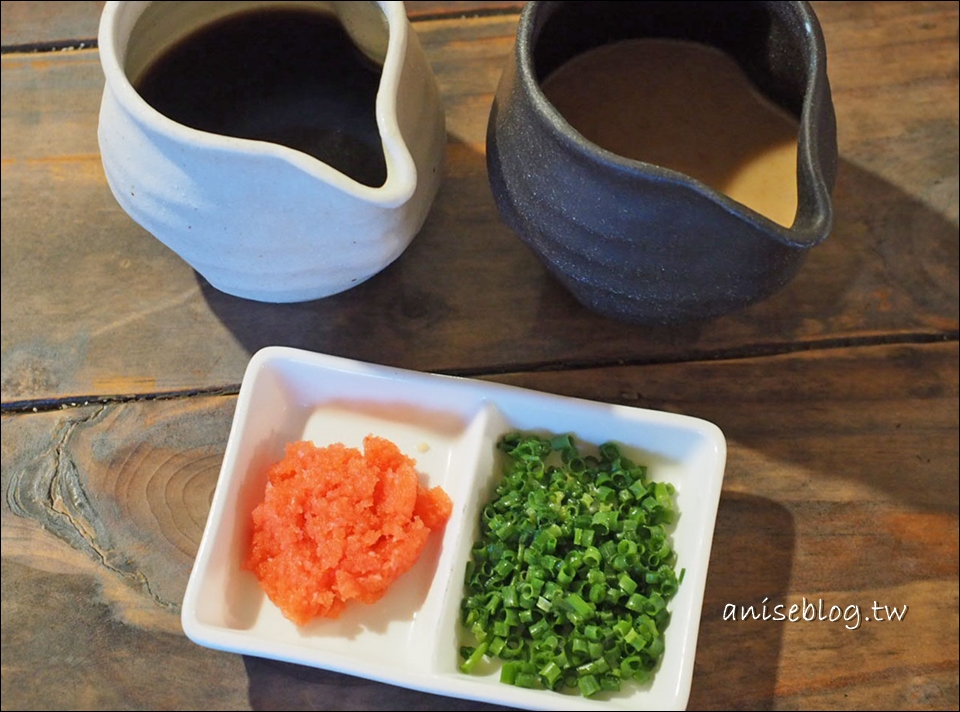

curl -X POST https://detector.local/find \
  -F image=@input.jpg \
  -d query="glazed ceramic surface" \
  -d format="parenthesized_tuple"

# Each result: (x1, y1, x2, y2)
(98, 1, 445, 303)
(182, 346, 727, 710)
(487, 1, 837, 325)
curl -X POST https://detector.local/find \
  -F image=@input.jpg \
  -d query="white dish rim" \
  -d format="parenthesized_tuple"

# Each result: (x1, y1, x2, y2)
(181, 346, 727, 711)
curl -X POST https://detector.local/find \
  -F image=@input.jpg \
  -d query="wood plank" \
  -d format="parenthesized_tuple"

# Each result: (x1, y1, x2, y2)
(406, 1, 524, 20)
(0, 1, 104, 48)
(2, 5, 958, 404)
(815, 1, 959, 217)
(2, 342, 957, 709)
(0, 2, 524, 47)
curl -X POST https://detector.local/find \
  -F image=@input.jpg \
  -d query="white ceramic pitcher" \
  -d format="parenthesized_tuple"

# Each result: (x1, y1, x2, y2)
(98, 1, 445, 302)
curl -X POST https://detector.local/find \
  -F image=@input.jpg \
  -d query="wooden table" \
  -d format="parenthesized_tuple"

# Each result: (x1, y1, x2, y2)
(2, 1, 957, 709)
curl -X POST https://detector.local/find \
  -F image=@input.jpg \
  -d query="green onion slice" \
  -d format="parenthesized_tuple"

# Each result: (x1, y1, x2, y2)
(458, 433, 681, 697)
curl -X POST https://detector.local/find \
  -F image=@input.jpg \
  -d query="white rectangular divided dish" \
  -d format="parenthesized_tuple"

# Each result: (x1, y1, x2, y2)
(181, 346, 726, 710)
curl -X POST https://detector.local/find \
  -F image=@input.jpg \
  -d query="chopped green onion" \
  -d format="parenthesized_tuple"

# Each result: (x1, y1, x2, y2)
(578, 674, 601, 698)
(459, 433, 681, 698)
(459, 640, 489, 673)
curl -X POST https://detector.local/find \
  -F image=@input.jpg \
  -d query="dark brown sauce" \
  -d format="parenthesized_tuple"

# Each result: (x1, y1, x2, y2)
(135, 7, 387, 187)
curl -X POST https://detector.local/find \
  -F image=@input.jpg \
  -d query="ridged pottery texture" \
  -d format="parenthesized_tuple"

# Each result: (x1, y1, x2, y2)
(98, 1, 445, 303)
(487, 1, 837, 325)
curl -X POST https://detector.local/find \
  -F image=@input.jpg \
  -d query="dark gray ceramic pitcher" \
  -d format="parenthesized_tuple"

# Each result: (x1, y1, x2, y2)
(487, 0, 838, 325)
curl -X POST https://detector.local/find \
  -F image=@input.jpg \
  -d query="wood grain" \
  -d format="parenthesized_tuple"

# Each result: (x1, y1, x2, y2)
(2, 2, 957, 710)
(0, 1, 105, 47)
(3, 342, 957, 710)
(2, 3, 957, 404)
(0, 1, 526, 47)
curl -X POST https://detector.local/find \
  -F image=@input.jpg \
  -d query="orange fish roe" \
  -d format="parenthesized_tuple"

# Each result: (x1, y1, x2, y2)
(246, 435, 452, 624)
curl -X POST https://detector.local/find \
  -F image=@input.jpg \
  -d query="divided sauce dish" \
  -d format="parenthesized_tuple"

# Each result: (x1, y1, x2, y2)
(181, 346, 726, 710)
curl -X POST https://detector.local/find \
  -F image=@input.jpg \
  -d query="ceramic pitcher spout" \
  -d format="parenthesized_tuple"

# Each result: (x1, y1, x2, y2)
(98, 1, 445, 303)
(487, 1, 838, 325)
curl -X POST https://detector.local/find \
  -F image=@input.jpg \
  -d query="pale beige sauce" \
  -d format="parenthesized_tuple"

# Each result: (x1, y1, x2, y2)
(540, 39, 800, 227)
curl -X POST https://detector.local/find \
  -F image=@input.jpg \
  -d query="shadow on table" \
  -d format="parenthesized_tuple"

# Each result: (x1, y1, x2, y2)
(243, 656, 513, 711)
(197, 133, 957, 517)
(196, 132, 536, 372)
(239, 492, 794, 712)
(197, 134, 958, 376)
(687, 493, 795, 710)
